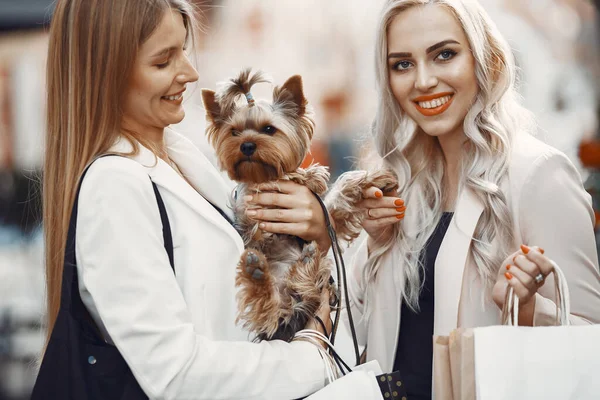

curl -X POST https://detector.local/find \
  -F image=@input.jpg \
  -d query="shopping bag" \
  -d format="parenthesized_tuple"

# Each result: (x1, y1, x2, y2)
(433, 260, 600, 399)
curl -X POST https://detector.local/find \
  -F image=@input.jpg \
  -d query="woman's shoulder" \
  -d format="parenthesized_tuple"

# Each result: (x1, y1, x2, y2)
(80, 155, 154, 199)
(508, 133, 584, 201)
(86, 154, 148, 178)
(510, 133, 567, 167)
(509, 133, 577, 179)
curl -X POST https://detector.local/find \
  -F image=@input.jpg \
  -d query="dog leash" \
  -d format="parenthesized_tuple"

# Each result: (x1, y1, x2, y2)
(312, 192, 361, 368)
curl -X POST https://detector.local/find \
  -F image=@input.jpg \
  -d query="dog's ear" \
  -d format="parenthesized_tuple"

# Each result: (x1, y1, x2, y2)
(201, 89, 222, 124)
(274, 75, 308, 115)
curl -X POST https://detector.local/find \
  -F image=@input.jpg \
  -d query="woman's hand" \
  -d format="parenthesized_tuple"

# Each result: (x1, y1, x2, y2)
(492, 245, 553, 326)
(359, 186, 405, 252)
(243, 180, 331, 252)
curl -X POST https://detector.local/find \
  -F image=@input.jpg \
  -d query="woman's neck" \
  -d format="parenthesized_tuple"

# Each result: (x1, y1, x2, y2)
(121, 118, 168, 160)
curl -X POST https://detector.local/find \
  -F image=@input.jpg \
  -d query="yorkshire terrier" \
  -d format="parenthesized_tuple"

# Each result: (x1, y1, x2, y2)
(201, 69, 335, 342)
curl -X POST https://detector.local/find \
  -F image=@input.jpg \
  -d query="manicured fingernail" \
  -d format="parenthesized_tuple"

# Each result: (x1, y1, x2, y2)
(246, 210, 257, 217)
(375, 191, 383, 198)
(538, 247, 545, 254)
(396, 214, 404, 219)
(506, 264, 511, 270)
(512, 255, 518, 263)
(520, 244, 530, 254)
(394, 199, 404, 206)
(259, 223, 266, 229)
(505, 272, 513, 280)
(396, 207, 406, 212)
(244, 195, 253, 203)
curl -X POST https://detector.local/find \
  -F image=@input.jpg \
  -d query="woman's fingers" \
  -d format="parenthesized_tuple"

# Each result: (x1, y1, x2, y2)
(364, 205, 406, 220)
(511, 254, 542, 284)
(362, 186, 382, 199)
(360, 196, 404, 210)
(256, 221, 309, 237)
(506, 264, 537, 292)
(244, 192, 296, 209)
(521, 245, 553, 276)
(504, 265, 538, 303)
(246, 207, 309, 223)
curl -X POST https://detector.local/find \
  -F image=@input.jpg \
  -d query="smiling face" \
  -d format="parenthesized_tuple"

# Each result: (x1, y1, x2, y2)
(122, 8, 199, 139)
(387, 4, 478, 141)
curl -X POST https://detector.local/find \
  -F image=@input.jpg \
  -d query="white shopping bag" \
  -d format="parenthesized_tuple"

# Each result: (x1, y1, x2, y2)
(473, 324, 600, 399)
(472, 261, 600, 400)
(306, 361, 384, 400)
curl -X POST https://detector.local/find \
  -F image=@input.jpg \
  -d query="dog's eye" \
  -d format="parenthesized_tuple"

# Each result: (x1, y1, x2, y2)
(262, 125, 276, 135)
(231, 129, 240, 137)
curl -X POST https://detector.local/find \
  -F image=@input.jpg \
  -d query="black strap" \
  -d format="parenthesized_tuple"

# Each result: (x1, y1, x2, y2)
(151, 182, 174, 268)
(311, 192, 361, 368)
(63, 155, 174, 319)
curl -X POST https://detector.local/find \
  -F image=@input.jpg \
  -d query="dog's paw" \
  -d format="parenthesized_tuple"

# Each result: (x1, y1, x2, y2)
(240, 249, 268, 280)
(364, 169, 399, 194)
(300, 242, 318, 265)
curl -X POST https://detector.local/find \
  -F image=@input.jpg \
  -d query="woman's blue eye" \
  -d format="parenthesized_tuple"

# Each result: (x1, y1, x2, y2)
(394, 61, 412, 70)
(437, 50, 456, 61)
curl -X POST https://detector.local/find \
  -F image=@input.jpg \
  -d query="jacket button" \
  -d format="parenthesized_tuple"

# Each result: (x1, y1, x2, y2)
(88, 356, 97, 365)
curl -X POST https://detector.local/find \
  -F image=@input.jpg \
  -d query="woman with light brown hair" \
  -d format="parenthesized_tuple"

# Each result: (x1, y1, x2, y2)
(33, 0, 336, 398)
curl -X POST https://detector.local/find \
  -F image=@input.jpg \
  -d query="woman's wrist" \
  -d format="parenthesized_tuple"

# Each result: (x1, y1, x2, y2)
(298, 320, 329, 350)
(517, 295, 536, 326)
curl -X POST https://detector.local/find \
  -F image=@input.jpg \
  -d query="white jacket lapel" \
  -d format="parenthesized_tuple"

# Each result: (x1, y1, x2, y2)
(164, 129, 236, 221)
(108, 134, 243, 253)
(434, 187, 483, 335)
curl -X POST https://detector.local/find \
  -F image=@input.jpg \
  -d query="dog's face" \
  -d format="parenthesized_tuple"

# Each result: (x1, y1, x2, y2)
(202, 75, 315, 183)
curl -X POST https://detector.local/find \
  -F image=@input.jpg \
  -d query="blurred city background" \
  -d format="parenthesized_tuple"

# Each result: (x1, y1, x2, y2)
(0, 0, 599, 398)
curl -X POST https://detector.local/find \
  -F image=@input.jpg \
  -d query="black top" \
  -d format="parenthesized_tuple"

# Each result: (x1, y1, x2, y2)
(392, 212, 454, 400)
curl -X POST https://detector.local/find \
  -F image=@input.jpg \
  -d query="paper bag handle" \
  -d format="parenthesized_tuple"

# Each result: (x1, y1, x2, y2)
(501, 259, 571, 327)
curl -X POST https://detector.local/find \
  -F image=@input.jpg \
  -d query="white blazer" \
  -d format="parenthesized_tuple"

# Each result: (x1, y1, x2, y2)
(347, 133, 600, 373)
(75, 128, 326, 400)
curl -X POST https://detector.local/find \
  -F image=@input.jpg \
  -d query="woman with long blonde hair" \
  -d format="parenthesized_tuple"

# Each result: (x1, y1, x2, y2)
(334, 0, 600, 398)
(35, 0, 336, 398)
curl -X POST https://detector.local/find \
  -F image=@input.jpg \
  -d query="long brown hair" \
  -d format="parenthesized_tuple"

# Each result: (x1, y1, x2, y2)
(43, 0, 196, 346)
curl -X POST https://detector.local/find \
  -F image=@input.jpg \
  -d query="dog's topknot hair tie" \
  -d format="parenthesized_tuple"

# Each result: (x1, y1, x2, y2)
(217, 68, 270, 115)
(245, 92, 255, 107)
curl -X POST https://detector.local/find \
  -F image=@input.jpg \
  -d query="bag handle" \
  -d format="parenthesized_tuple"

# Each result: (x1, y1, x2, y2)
(501, 259, 571, 327)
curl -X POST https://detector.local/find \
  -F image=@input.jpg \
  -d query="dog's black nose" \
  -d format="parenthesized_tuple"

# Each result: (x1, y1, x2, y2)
(240, 142, 257, 156)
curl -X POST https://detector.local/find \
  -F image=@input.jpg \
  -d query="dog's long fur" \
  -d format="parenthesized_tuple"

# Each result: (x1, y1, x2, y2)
(202, 69, 334, 341)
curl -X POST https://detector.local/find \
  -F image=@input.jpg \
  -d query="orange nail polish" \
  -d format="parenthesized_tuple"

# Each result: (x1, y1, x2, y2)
(394, 199, 404, 206)
(506, 264, 511, 270)
(396, 214, 404, 219)
(505, 272, 513, 280)
(520, 244, 530, 254)
(396, 208, 404, 212)
(375, 191, 383, 198)
(539, 247, 545, 254)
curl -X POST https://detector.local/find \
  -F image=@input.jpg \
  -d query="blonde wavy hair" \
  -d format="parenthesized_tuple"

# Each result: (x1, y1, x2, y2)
(364, 0, 536, 311)
(43, 0, 197, 347)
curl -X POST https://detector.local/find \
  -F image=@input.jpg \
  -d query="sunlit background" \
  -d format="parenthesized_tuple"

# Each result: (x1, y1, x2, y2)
(0, 1, 598, 398)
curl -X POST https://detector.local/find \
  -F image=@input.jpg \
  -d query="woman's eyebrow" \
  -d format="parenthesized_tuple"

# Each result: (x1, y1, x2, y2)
(151, 46, 177, 58)
(426, 39, 459, 54)
(387, 39, 460, 59)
